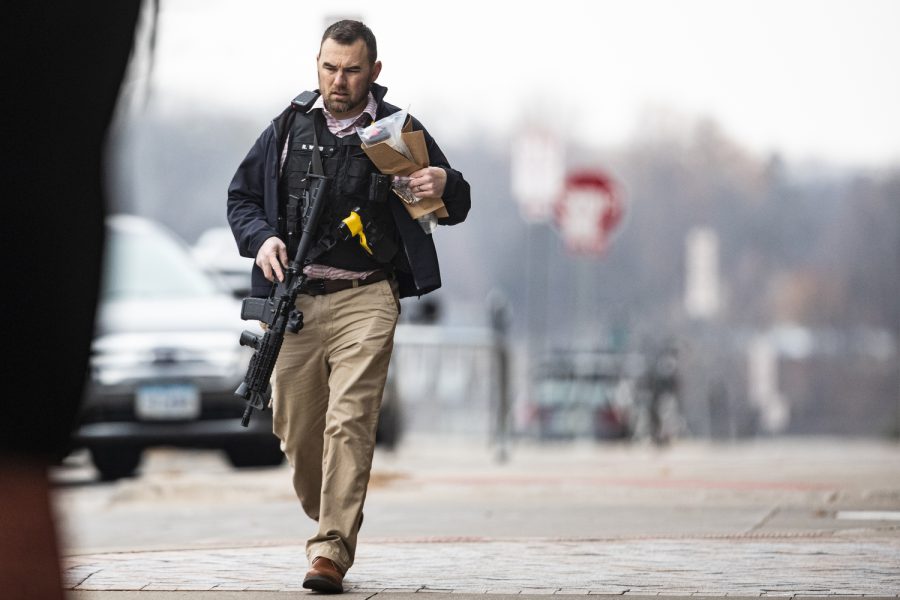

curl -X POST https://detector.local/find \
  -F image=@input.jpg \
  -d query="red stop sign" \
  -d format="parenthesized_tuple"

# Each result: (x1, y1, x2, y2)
(554, 170, 624, 255)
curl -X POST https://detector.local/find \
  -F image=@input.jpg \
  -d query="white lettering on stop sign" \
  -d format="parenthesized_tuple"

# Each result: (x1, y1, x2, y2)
(554, 171, 623, 255)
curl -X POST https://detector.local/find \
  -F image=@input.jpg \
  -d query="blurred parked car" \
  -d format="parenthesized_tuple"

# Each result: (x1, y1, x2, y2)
(191, 226, 254, 298)
(73, 215, 280, 481)
(532, 349, 641, 440)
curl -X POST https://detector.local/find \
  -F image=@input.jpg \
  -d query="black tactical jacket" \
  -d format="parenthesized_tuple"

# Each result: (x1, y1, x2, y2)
(227, 83, 471, 298)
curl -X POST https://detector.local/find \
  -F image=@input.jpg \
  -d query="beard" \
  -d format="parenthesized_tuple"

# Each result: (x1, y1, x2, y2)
(323, 86, 367, 116)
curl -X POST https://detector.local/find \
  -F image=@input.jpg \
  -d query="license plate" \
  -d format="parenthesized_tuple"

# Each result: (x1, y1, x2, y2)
(136, 384, 200, 420)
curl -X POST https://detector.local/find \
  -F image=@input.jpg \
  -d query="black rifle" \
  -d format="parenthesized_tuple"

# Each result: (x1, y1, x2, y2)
(234, 165, 331, 427)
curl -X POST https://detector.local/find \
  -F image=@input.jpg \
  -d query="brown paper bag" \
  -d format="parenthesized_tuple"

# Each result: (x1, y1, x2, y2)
(359, 119, 449, 219)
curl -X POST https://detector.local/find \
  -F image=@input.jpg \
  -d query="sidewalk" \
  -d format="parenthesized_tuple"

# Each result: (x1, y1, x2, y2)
(58, 435, 900, 598)
(64, 534, 900, 596)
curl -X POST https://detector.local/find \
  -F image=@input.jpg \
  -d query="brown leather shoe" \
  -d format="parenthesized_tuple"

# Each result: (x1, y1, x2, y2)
(303, 556, 344, 594)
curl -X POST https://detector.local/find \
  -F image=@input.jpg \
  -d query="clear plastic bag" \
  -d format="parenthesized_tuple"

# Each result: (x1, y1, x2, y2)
(416, 213, 438, 235)
(390, 175, 419, 205)
(356, 106, 413, 161)
(391, 177, 437, 234)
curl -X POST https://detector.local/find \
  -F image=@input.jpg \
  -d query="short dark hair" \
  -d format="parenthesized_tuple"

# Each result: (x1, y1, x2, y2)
(321, 20, 377, 64)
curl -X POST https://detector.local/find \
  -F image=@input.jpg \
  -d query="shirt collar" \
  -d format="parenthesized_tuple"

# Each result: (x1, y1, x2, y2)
(310, 91, 378, 123)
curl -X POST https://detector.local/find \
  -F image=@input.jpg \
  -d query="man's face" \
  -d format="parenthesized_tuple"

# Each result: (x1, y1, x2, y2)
(317, 38, 381, 119)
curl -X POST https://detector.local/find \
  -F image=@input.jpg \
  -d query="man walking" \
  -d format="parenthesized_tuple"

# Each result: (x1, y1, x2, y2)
(227, 19, 470, 593)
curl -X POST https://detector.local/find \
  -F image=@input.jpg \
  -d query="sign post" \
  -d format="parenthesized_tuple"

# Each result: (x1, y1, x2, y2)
(510, 129, 565, 435)
(553, 169, 625, 350)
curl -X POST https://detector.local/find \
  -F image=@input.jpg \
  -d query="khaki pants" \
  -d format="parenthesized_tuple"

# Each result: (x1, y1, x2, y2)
(271, 279, 399, 573)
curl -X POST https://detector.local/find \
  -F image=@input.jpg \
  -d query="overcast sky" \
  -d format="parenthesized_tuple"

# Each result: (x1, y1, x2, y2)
(142, 0, 900, 168)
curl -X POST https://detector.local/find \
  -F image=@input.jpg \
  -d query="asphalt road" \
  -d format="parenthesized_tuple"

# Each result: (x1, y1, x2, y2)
(53, 433, 900, 551)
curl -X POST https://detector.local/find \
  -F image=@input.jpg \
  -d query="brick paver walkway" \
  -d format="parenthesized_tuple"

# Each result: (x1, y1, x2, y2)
(63, 533, 900, 595)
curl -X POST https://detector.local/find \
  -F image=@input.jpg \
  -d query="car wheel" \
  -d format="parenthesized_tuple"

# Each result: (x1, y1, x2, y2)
(89, 446, 142, 481)
(376, 394, 402, 450)
(224, 438, 284, 468)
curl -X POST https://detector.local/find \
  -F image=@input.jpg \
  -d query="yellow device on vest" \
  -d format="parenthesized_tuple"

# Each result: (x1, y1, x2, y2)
(341, 211, 374, 255)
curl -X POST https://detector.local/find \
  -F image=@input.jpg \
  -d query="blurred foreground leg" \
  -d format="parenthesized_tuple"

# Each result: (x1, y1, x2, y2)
(0, 460, 66, 600)
(1, 3, 142, 599)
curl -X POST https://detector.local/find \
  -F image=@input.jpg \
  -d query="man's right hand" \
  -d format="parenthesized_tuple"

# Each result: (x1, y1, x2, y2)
(256, 236, 288, 282)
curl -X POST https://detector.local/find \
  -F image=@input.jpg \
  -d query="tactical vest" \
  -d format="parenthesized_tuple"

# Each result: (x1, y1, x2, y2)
(280, 108, 398, 271)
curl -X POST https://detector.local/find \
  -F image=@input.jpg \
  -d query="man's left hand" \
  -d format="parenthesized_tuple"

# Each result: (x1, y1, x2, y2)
(408, 166, 447, 199)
